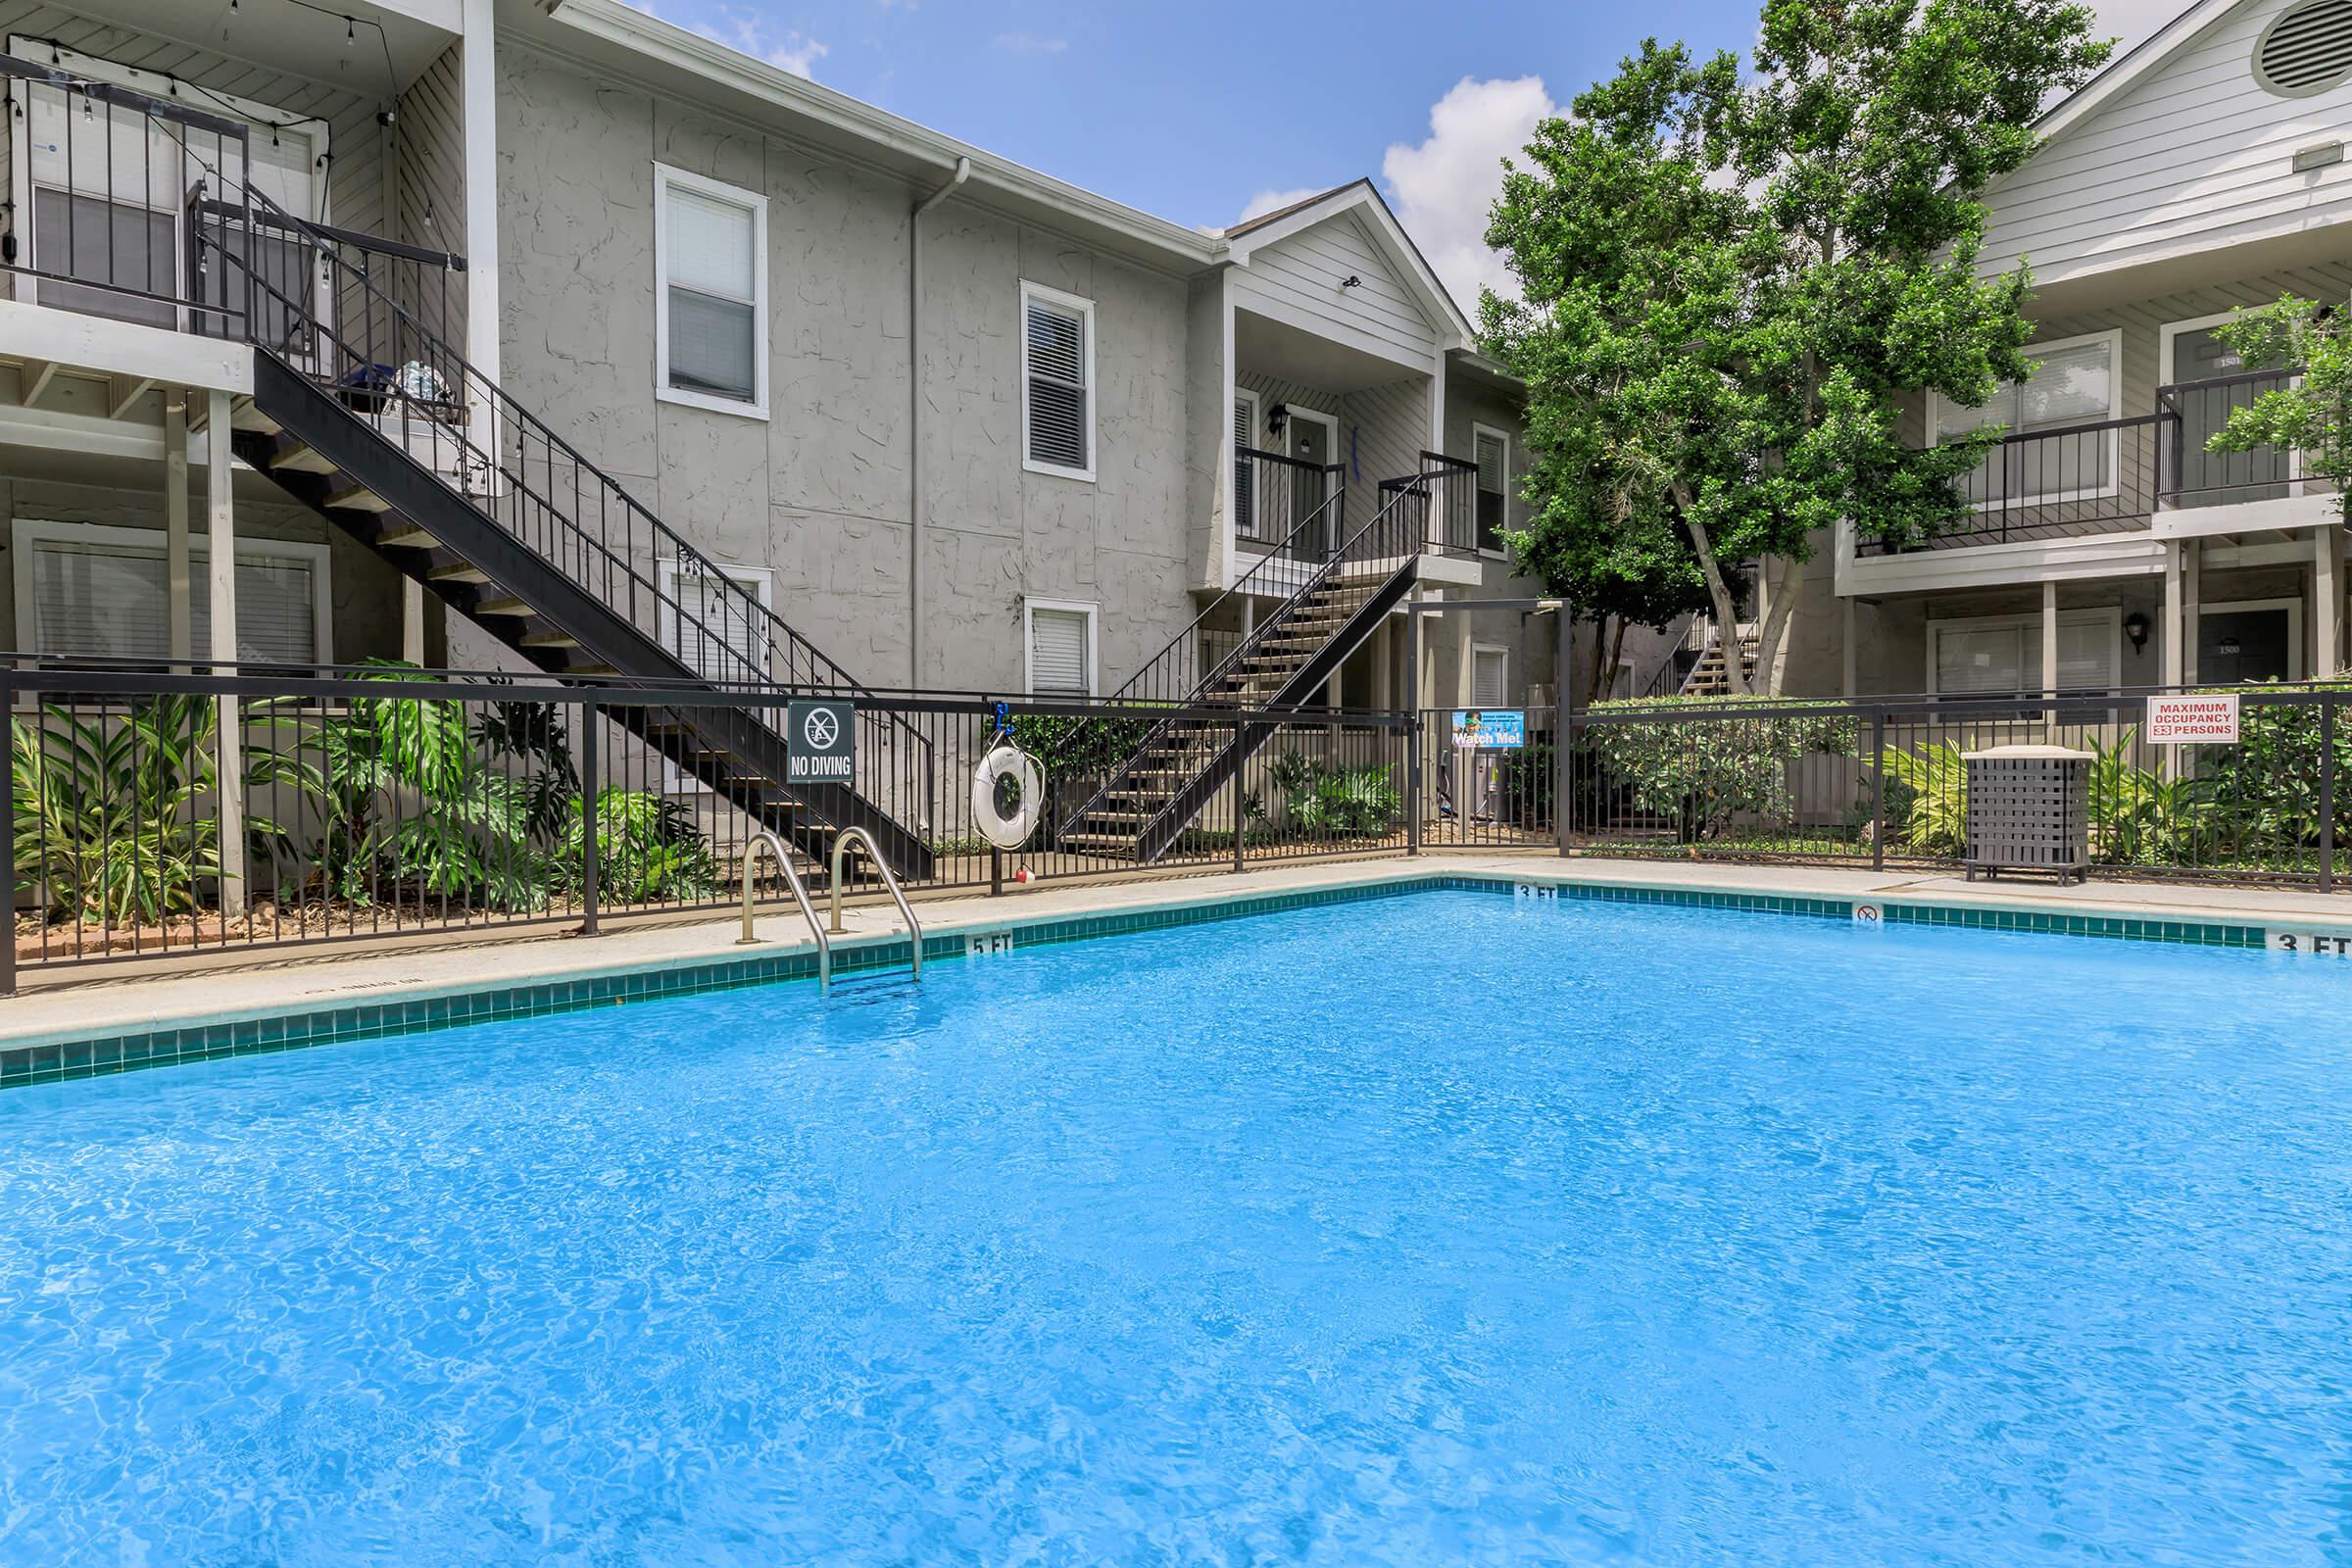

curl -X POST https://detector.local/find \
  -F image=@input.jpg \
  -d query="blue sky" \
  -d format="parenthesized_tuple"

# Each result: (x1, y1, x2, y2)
(634, 0, 2176, 308)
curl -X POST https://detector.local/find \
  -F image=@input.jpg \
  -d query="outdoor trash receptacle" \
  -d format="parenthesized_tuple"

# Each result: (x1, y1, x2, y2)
(1964, 744, 2091, 883)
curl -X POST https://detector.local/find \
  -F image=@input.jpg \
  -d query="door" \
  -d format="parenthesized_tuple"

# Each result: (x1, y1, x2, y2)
(2168, 321, 2290, 508)
(1285, 409, 1338, 556)
(2198, 607, 2295, 684)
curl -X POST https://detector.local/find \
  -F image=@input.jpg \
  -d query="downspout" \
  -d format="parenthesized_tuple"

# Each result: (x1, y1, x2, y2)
(908, 155, 970, 689)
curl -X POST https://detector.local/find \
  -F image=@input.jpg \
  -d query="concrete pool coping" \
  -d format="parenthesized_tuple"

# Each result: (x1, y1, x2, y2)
(9, 853, 2352, 1086)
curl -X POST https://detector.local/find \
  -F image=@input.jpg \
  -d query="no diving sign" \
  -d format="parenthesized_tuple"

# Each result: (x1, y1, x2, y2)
(787, 700, 856, 784)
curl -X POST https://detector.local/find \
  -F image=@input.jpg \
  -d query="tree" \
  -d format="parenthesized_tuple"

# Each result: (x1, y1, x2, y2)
(1504, 498, 1718, 703)
(1482, 0, 2109, 693)
(2207, 296, 2352, 518)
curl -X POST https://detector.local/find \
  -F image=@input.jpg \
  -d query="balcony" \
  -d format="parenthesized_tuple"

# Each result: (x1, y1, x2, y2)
(1859, 369, 2305, 558)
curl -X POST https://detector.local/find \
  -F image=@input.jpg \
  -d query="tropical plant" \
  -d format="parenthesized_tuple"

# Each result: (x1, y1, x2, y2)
(2084, 729, 2212, 867)
(11, 697, 222, 924)
(1879, 740, 1968, 858)
(1584, 698, 1857, 842)
(1262, 753, 1401, 839)
(561, 790, 721, 905)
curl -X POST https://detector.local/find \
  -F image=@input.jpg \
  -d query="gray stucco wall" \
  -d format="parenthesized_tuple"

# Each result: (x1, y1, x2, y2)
(491, 46, 1197, 696)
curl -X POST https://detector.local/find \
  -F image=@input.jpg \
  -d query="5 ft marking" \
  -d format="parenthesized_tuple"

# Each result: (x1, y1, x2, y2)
(965, 931, 1016, 958)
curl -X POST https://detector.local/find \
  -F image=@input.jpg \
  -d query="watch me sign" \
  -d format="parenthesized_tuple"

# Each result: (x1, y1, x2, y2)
(785, 700, 856, 784)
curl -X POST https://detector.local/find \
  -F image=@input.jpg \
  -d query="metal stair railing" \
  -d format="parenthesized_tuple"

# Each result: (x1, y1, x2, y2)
(1065, 456, 1477, 848)
(198, 180, 932, 831)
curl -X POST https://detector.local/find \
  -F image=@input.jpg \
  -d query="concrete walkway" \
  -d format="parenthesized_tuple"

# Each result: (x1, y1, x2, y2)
(8, 852, 2349, 1050)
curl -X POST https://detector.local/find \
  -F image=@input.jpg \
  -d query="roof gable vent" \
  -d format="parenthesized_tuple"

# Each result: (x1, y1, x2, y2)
(2257, 0, 2352, 96)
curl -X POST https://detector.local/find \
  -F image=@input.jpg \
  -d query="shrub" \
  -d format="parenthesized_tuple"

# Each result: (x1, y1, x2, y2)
(1879, 740, 1967, 858)
(1583, 696, 1857, 842)
(562, 790, 720, 905)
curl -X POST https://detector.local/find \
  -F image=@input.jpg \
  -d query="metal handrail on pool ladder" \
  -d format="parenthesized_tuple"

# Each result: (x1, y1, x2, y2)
(737, 830, 831, 992)
(826, 826, 923, 982)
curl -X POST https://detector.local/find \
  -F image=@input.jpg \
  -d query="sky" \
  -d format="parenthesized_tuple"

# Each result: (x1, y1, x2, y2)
(628, 0, 2186, 312)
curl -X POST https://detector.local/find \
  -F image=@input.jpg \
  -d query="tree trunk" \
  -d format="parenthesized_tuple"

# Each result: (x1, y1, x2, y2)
(1678, 503, 1754, 697)
(1603, 616, 1629, 702)
(1584, 615, 1618, 706)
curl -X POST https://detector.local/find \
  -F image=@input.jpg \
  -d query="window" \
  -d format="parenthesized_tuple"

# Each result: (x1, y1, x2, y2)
(1232, 388, 1260, 539)
(1927, 610, 2120, 695)
(1471, 643, 1509, 708)
(13, 519, 329, 664)
(659, 558, 772, 687)
(1930, 330, 2121, 508)
(1021, 282, 1095, 480)
(656, 165, 767, 416)
(12, 38, 325, 339)
(1025, 599, 1097, 695)
(1473, 425, 1511, 559)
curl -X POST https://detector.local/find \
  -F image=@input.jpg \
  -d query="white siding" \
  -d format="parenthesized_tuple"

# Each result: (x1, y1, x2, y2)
(1980, 0, 2352, 284)
(1231, 212, 1438, 370)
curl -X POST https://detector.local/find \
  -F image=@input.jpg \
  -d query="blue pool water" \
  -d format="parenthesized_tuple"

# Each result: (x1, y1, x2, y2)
(6, 890, 2352, 1564)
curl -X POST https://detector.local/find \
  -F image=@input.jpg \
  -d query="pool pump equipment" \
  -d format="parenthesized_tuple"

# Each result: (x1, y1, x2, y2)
(1963, 745, 2091, 884)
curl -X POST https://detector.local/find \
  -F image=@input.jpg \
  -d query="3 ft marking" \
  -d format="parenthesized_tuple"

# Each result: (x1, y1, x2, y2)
(1513, 882, 1558, 902)
(965, 931, 1016, 958)
(2270, 928, 2352, 956)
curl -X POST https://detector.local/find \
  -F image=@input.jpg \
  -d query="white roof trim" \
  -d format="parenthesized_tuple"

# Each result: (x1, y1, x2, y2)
(2034, 0, 2250, 142)
(543, 0, 1221, 270)
(1222, 181, 1477, 349)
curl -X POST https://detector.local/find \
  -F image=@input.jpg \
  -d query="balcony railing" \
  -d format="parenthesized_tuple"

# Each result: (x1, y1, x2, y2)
(1862, 369, 2303, 556)
(1234, 446, 1345, 561)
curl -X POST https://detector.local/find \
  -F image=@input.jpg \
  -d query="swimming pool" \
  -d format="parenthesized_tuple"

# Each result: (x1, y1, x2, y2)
(5, 886, 2350, 1564)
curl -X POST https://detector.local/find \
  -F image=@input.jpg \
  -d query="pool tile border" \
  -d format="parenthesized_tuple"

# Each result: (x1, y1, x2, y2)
(0, 871, 2275, 1092)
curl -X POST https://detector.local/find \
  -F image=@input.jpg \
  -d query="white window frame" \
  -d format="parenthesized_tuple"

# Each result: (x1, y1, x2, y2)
(1020, 280, 1097, 482)
(1927, 327, 2123, 512)
(1023, 596, 1099, 696)
(1469, 640, 1510, 707)
(2198, 596, 2305, 682)
(654, 163, 769, 420)
(8, 37, 332, 329)
(1232, 386, 1261, 541)
(1923, 606, 2123, 695)
(11, 517, 333, 662)
(1472, 421, 1513, 561)
(1233, 386, 1261, 456)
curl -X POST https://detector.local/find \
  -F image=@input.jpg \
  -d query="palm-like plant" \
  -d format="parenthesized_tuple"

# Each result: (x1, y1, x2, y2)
(1879, 740, 1968, 858)
(11, 697, 222, 924)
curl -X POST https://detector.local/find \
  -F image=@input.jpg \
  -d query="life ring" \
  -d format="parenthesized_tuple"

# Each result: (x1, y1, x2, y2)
(972, 744, 1044, 850)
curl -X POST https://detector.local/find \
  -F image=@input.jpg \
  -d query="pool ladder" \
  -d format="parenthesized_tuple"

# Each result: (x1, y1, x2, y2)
(737, 827, 923, 993)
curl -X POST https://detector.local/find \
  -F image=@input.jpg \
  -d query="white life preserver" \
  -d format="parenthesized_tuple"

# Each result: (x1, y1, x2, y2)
(972, 744, 1045, 850)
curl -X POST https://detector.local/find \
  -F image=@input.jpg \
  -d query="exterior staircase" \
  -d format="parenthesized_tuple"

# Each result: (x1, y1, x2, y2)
(206, 192, 934, 877)
(1678, 628, 1763, 696)
(1058, 463, 1472, 862)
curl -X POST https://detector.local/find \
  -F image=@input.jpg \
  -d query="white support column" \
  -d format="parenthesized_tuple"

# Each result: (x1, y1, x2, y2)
(2162, 542, 2184, 689)
(403, 579, 427, 665)
(1840, 597, 1857, 699)
(165, 395, 190, 664)
(2040, 579, 2060, 742)
(2318, 525, 2342, 680)
(207, 390, 246, 919)
(460, 0, 502, 439)
(2182, 544, 2201, 687)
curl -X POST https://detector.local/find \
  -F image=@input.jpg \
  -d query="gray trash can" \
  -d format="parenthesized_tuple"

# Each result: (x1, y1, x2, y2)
(1964, 744, 2091, 884)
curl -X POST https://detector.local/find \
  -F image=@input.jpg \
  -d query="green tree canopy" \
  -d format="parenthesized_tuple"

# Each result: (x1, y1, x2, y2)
(1483, 0, 2109, 692)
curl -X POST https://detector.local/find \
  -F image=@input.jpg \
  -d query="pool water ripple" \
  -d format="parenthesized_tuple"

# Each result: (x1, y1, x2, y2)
(4, 891, 2352, 1564)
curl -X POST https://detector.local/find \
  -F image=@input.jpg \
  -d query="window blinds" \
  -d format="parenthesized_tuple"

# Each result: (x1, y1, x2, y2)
(1025, 297, 1089, 471)
(665, 183, 759, 402)
(30, 538, 318, 663)
(1029, 607, 1090, 694)
(1233, 398, 1256, 534)
(1472, 648, 1508, 708)
(1474, 431, 1508, 553)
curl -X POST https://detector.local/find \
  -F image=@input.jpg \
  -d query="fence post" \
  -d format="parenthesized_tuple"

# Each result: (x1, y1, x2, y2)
(1233, 724, 1248, 875)
(991, 846, 1004, 897)
(2323, 697, 2336, 896)
(1871, 708, 1886, 874)
(1, 664, 14, 999)
(579, 698, 601, 936)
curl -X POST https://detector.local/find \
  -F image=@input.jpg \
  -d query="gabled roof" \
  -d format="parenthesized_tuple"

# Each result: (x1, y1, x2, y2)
(1216, 179, 1480, 351)
(2034, 0, 2245, 142)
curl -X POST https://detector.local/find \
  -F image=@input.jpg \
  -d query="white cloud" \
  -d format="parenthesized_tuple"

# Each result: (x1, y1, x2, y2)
(1236, 186, 1325, 224)
(1380, 75, 1557, 312)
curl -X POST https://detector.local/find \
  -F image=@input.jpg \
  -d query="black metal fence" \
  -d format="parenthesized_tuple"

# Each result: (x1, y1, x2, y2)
(1558, 687, 2352, 888)
(5, 661, 1413, 989)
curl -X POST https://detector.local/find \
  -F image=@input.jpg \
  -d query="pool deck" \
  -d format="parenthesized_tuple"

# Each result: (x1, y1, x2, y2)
(10, 854, 2352, 1052)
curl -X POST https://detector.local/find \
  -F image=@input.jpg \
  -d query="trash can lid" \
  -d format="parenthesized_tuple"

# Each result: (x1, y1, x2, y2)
(1962, 744, 2092, 760)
